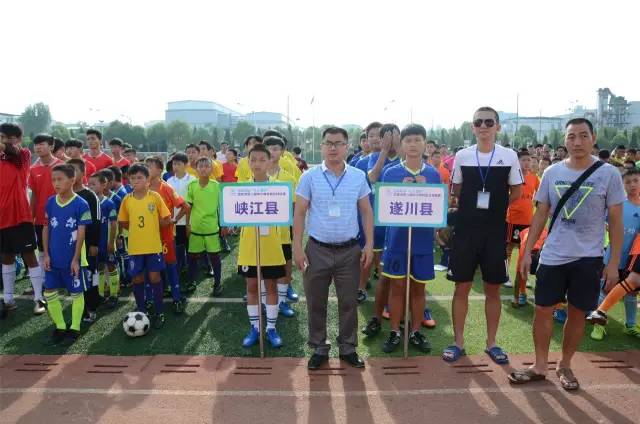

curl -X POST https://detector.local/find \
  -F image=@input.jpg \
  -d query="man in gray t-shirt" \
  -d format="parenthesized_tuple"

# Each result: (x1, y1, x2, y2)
(508, 118, 624, 391)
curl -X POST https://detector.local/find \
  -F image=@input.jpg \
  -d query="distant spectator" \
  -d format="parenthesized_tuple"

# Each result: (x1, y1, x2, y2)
(293, 146, 308, 172)
(538, 157, 551, 177)
(222, 149, 238, 182)
(217, 142, 229, 164)
(598, 149, 611, 163)
(623, 159, 636, 171)
(555, 146, 567, 160)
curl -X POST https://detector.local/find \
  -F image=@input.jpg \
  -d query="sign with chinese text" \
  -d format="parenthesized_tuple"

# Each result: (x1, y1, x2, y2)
(374, 183, 448, 227)
(219, 182, 293, 227)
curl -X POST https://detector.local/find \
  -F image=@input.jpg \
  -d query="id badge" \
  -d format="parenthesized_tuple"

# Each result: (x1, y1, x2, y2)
(328, 200, 341, 217)
(259, 226, 270, 236)
(476, 191, 490, 209)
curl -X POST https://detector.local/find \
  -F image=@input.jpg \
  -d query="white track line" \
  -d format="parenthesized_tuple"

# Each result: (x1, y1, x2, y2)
(1, 384, 638, 398)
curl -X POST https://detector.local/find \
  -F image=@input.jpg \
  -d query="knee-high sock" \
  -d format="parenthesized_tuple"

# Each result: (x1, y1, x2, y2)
(247, 304, 259, 329)
(599, 280, 635, 313)
(151, 281, 164, 313)
(209, 254, 221, 286)
(176, 244, 187, 272)
(166, 263, 181, 301)
(2, 264, 16, 304)
(188, 255, 198, 282)
(70, 292, 85, 331)
(109, 268, 120, 298)
(624, 293, 638, 326)
(260, 280, 266, 306)
(144, 274, 153, 302)
(98, 269, 107, 297)
(28, 266, 44, 302)
(132, 283, 145, 311)
(45, 291, 66, 330)
(277, 283, 288, 305)
(266, 304, 278, 330)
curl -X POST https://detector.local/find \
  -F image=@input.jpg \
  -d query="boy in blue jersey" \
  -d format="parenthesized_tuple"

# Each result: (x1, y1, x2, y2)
(42, 164, 92, 345)
(88, 172, 120, 309)
(354, 130, 375, 302)
(379, 124, 441, 352)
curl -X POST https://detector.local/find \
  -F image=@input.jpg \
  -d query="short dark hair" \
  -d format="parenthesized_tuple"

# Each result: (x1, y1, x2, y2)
(185, 143, 199, 152)
(628, 148, 637, 155)
(108, 165, 123, 182)
(196, 157, 212, 167)
(52, 163, 76, 179)
(86, 128, 102, 140)
(145, 155, 164, 170)
(556, 146, 567, 152)
(321, 126, 348, 140)
(292, 146, 302, 155)
(365, 122, 383, 136)
(517, 151, 531, 159)
(426, 140, 437, 146)
(598, 149, 611, 160)
(172, 152, 189, 164)
(67, 158, 86, 174)
(109, 138, 124, 147)
(244, 135, 263, 147)
(380, 123, 400, 138)
(33, 134, 54, 146)
(359, 132, 367, 141)
(474, 106, 500, 123)
(535, 143, 543, 148)
(123, 142, 132, 149)
(263, 136, 285, 148)
(100, 168, 114, 183)
(65, 138, 84, 149)
(0, 123, 22, 138)
(623, 168, 640, 178)
(263, 130, 287, 145)
(248, 143, 271, 159)
(53, 138, 65, 153)
(128, 163, 149, 178)
(400, 124, 427, 140)
(221, 141, 229, 146)
(90, 172, 107, 184)
(123, 147, 137, 155)
(228, 148, 238, 157)
(565, 118, 594, 135)
(617, 144, 626, 150)
(198, 140, 213, 151)
(624, 159, 636, 166)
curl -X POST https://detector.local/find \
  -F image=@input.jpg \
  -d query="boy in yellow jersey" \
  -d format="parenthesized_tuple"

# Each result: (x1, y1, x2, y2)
(118, 163, 172, 329)
(185, 157, 224, 295)
(185, 144, 202, 177)
(198, 140, 223, 181)
(264, 136, 297, 317)
(238, 144, 286, 348)
(236, 135, 263, 182)
(263, 129, 302, 183)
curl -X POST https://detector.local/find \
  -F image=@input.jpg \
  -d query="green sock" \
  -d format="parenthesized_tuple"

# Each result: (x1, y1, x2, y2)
(70, 292, 85, 331)
(98, 269, 107, 297)
(109, 268, 120, 298)
(45, 291, 66, 330)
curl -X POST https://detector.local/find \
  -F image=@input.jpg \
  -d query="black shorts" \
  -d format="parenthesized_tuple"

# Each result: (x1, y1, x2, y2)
(34, 224, 44, 251)
(535, 257, 603, 311)
(282, 244, 292, 262)
(237, 265, 286, 280)
(0, 223, 37, 256)
(448, 225, 508, 284)
(175, 225, 187, 246)
(506, 223, 529, 244)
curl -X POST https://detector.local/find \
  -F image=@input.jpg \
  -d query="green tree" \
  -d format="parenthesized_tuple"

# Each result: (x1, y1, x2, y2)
(231, 121, 256, 144)
(167, 120, 191, 151)
(516, 125, 537, 147)
(50, 124, 70, 140)
(147, 123, 167, 151)
(191, 127, 211, 145)
(19, 103, 52, 138)
(630, 127, 640, 149)
(547, 128, 563, 148)
(611, 132, 629, 148)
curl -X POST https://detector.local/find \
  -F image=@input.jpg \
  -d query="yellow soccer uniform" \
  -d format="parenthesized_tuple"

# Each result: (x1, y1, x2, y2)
(236, 157, 252, 182)
(237, 226, 285, 267)
(186, 161, 223, 181)
(267, 170, 296, 244)
(117, 191, 171, 255)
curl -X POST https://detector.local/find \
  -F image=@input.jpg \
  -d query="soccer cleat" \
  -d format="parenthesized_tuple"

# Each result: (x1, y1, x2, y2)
(434, 264, 448, 272)
(409, 331, 432, 353)
(279, 301, 295, 317)
(212, 284, 224, 297)
(590, 324, 607, 341)
(382, 305, 390, 320)
(356, 289, 367, 304)
(286, 285, 299, 302)
(106, 296, 118, 310)
(145, 300, 155, 317)
(172, 298, 186, 314)
(153, 313, 166, 329)
(33, 300, 47, 315)
(242, 326, 260, 348)
(586, 310, 607, 326)
(503, 280, 514, 288)
(48, 328, 67, 345)
(421, 308, 436, 328)
(382, 331, 402, 353)
(61, 329, 80, 346)
(266, 328, 283, 348)
(623, 324, 640, 338)
(553, 308, 567, 324)
(82, 311, 97, 324)
(362, 317, 382, 337)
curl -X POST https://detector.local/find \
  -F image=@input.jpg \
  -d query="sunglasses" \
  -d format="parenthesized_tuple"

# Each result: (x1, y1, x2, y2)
(473, 119, 496, 128)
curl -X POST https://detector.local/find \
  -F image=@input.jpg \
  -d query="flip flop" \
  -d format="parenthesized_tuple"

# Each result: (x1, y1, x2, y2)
(508, 368, 546, 385)
(442, 345, 466, 363)
(485, 346, 509, 365)
(556, 367, 580, 391)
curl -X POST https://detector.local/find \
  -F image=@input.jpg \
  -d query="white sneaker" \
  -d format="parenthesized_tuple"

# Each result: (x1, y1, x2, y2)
(504, 280, 514, 288)
(33, 300, 46, 315)
(434, 264, 448, 272)
(526, 280, 534, 289)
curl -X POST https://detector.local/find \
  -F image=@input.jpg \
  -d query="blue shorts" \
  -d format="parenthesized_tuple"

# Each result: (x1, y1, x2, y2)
(98, 251, 117, 266)
(128, 254, 165, 278)
(373, 226, 386, 252)
(45, 267, 90, 294)
(381, 250, 435, 284)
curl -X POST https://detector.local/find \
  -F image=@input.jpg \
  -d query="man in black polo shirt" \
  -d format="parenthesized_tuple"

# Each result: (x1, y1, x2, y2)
(443, 106, 523, 364)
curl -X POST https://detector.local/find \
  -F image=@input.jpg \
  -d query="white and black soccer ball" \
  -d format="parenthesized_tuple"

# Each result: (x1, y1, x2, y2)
(123, 311, 150, 337)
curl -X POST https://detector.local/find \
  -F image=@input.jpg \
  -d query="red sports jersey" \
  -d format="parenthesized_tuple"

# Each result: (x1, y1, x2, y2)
(0, 146, 33, 229)
(154, 181, 185, 263)
(28, 157, 63, 225)
(222, 162, 238, 182)
(114, 157, 130, 168)
(82, 159, 97, 184)
(83, 151, 114, 171)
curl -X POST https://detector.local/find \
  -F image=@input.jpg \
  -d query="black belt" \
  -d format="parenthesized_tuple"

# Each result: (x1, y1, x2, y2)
(310, 237, 358, 249)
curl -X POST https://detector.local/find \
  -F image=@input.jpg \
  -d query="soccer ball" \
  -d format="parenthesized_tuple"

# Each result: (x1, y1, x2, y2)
(122, 312, 150, 337)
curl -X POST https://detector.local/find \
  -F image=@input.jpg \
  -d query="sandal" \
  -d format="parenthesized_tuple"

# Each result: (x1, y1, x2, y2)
(556, 367, 579, 391)
(442, 345, 466, 363)
(508, 368, 546, 385)
(485, 346, 509, 364)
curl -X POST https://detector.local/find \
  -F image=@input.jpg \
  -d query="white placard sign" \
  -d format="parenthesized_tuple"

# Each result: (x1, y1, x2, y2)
(219, 182, 293, 227)
(374, 183, 448, 227)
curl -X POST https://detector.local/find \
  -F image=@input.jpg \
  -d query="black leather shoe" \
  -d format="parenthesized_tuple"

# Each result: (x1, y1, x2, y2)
(307, 354, 329, 370)
(340, 352, 365, 368)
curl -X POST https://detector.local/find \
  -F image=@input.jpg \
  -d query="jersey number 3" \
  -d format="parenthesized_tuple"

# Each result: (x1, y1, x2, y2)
(138, 216, 145, 228)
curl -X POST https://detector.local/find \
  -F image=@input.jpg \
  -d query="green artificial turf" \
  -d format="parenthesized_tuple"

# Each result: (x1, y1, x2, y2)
(1, 238, 639, 358)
